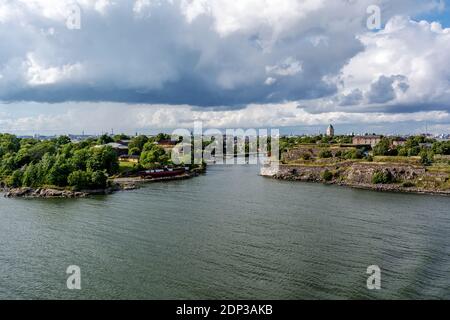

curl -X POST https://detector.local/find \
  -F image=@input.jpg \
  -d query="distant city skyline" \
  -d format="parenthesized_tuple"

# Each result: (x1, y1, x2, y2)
(6, 123, 449, 139)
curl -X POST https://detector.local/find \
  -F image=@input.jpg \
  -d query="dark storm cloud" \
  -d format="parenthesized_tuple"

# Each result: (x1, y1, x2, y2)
(0, 0, 404, 107)
(0, 0, 447, 111)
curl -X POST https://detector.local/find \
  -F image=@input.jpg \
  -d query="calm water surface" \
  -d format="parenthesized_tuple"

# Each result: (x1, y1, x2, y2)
(0, 165, 449, 299)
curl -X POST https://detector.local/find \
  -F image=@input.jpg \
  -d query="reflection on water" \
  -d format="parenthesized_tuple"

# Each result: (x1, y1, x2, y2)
(0, 165, 449, 299)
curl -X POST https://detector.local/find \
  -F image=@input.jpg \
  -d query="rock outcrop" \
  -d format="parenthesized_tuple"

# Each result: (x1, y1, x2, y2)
(261, 162, 450, 196)
(3, 187, 88, 198)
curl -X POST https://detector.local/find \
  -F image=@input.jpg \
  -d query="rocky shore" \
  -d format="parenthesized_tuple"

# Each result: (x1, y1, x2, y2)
(2, 187, 89, 198)
(336, 182, 450, 196)
(113, 172, 193, 189)
(261, 162, 450, 196)
(1, 170, 201, 198)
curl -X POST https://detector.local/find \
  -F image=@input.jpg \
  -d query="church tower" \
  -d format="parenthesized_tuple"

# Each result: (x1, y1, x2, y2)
(326, 124, 334, 137)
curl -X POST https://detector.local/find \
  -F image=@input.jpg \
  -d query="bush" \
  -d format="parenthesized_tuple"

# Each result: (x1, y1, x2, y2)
(372, 170, 393, 184)
(301, 153, 312, 160)
(319, 149, 333, 159)
(397, 148, 408, 157)
(140, 145, 169, 168)
(128, 135, 149, 153)
(128, 147, 141, 156)
(87, 146, 119, 175)
(344, 149, 364, 160)
(90, 171, 108, 189)
(321, 170, 333, 182)
(402, 181, 416, 188)
(6, 170, 23, 188)
(373, 138, 390, 156)
(47, 159, 72, 187)
(419, 150, 434, 166)
(68, 170, 108, 190)
(373, 138, 398, 156)
(432, 141, 450, 155)
(97, 134, 114, 145)
(22, 164, 40, 187)
(407, 146, 421, 157)
(68, 170, 91, 190)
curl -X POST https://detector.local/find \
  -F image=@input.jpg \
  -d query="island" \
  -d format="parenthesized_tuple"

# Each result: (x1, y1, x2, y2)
(261, 128, 450, 196)
(0, 133, 204, 198)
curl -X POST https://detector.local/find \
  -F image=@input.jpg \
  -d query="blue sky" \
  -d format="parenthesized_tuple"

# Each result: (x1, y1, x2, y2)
(0, 0, 450, 135)
(415, 4, 450, 26)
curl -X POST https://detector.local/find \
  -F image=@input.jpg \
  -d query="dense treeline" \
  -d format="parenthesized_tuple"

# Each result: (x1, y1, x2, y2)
(0, 134, 118, 190)
(123, 133, 173, 169)
(373, 136, 450, 165)
(279, 135, 353, 154)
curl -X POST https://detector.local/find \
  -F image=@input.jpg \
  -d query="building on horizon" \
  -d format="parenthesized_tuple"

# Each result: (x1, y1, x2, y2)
(352, 135, 382, 147)
(326, 124, 334, 137)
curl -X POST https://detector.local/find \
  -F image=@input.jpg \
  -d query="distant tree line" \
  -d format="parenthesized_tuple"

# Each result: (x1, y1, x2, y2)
(373, 136, 450, 166)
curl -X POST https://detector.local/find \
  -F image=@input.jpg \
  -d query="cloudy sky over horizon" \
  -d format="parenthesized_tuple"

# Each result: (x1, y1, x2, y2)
(1, 0, 450, 135)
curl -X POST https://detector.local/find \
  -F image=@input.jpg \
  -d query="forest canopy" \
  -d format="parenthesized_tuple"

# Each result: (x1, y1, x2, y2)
(0, 134, 118, 190)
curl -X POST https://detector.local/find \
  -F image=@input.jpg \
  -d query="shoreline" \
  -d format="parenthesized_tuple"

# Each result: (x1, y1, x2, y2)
(1, 171, 200, 199)
(262, 174, 450, 197)
(340, 182, 450, 196)
(261, 163, 450, 197)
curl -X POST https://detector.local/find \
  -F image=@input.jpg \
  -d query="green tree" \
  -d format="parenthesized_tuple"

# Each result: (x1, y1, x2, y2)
(140, 145, 169, 168)
(90, 171, 108, 189)
(98, 134, 114, 145)
(0, 134, 20, 157)
(128, 147, 141, 156)
(113, 134, 130, 142)
(22, 164, 40, 187)
(373, 138, 395, 156)
(155, 133, 171, 142)
(55, 135, 71, 146)
(0, 134, 124, 190)
(408, 146, 421, 157)
(432, 141, 450, 155)
(37, 153, 56, 184)
(6, 170, 23, 188)
(47, 157, 73, 187)
(87, 146, 119, 175)
(27, 141, 57, 163)
(420, 150, 434, 166)
(142, 141, 158, 153)
(71, 148, 91, 171)
(343, 149, 364, 160)
(0, 153, 18, 177)
(68, 170, 91, 190)
(128, 135, 149, 153)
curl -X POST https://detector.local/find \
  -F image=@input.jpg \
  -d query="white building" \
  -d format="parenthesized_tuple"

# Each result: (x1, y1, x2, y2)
(326, 124, 334, 137)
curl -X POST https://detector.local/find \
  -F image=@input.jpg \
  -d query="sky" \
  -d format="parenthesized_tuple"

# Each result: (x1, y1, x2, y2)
(0, 0, 450, 135)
